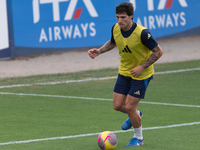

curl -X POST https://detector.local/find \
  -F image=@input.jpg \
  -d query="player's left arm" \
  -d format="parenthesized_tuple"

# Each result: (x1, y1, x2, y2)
(130, 30, 163, 77)
(131, 45, 163, 77)
(141, 44, 163, 69)
(140, 29, 163, 69)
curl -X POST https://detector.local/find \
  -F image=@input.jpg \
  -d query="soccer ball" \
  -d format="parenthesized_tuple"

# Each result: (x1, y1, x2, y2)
(97, 131, 117, 150)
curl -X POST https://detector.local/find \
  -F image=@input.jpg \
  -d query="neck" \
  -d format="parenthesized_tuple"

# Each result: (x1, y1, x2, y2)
(123, 21, 133, 32)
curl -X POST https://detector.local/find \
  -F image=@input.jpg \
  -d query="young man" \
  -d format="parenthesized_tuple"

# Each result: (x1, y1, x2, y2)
(88, 2, 163, 147)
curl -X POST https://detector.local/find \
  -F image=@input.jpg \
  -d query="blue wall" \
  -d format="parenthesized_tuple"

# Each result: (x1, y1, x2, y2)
(2, 0, 200, 58)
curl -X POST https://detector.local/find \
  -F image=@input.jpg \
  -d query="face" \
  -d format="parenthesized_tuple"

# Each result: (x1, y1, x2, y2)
(116, 13, 133, 31)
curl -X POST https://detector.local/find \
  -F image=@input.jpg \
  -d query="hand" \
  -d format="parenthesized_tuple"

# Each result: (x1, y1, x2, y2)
(88, 48, 100, 59)
(130, 66, 144, 77)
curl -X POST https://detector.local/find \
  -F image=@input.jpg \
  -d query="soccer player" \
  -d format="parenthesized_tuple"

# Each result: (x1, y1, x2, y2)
(88, 2, 163, 147)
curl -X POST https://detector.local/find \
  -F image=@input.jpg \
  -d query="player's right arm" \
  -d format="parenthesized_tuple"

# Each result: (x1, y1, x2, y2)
(88, 40, 116, 59)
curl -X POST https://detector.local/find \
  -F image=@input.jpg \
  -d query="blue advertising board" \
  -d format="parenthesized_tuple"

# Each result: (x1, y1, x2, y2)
(10, 0, 200, 53)
(133, 0, 200, 38)
(12, 0, 114, 48)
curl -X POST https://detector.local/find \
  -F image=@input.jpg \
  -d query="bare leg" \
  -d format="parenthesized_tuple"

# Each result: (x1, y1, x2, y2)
(113, 92, 141, 128)
(113, 92, 127, 113)
(124, 94, 144, 146)
(125, 95, 141, 128)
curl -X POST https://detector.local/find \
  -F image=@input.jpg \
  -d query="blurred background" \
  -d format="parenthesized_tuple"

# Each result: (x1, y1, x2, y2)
(1, 0, 200, 59)
(0, 0, 200, 78)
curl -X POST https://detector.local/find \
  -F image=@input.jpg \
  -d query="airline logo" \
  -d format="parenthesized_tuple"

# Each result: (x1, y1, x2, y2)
(0, 0, 9, 50)
(134, 0, 189, 31)
(30, 0, 99, 44)
(32, 0, 98, 23)
(129, 0, 188, 11)
(148, 0, 188, 11)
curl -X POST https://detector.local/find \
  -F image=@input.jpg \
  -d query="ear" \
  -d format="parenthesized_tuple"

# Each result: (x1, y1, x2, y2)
(130, 15, 133, 20)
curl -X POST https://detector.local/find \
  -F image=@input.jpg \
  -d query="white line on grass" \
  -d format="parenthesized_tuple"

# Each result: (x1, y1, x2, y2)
(154, 68, 200, 75)
(0, 76, 117, 89)
(0, 67, 199, 89)
(0, 92, 200, 108)
(0, 121, 199, 146)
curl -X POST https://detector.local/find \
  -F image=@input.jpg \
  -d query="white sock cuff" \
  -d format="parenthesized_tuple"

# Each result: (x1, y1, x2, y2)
(133, 125, 143, 140)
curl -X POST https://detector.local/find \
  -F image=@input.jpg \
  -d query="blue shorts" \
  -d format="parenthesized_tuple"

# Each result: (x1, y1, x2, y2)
(113, 74, 153, 99)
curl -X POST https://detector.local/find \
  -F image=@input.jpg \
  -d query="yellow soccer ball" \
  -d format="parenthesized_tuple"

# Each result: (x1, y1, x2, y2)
(97, 131, 117, 150)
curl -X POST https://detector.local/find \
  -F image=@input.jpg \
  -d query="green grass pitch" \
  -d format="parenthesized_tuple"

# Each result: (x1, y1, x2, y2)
(0, 59, 200, 150)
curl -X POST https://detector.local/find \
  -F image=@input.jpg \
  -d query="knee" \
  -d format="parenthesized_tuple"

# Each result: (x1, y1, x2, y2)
(113, 102, 123, 111)
(124, 104, 132, 114)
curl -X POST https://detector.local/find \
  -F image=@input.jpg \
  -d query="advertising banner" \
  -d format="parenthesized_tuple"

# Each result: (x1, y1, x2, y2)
(11, 0, 200, 49)
(0, 0, 11, 59)
(132, 0, 199, 38)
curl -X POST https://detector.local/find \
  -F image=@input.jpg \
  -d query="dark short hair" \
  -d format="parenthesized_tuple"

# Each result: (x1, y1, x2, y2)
(116, 2, 134, 16)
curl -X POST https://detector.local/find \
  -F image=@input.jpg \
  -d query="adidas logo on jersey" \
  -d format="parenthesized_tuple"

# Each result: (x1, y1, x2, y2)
(122, 45, 132, 53)
(147, 33, 151, 39)
(134, 90, 140, 95)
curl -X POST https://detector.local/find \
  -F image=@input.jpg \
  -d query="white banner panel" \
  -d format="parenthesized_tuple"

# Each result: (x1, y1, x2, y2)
(0, 0, 9, 50)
